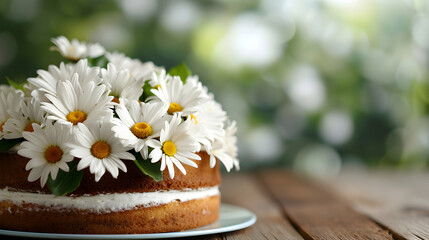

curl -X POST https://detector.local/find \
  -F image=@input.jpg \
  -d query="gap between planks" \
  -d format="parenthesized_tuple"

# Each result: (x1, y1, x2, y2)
(219, 172, 304, 240)
(259, 169, 396, 240)
(325, 170, 429, 240)
(174, 172, 304, 240)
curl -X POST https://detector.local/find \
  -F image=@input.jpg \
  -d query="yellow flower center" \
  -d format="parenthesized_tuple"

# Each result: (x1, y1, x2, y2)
(154, 84, 161, 90)
(91, 141, 111, 159)
(66, 110, 87, 125)
(167, 102, 183, 115)
(190, 114, 198, 124)
(112, 97, 120, 104)
(24, 122, 37, 132)
(131, 122, 152, 139)
(0, 122, 5, 132)
(162, 141, 177, 157)
(45, 146, 63, 163)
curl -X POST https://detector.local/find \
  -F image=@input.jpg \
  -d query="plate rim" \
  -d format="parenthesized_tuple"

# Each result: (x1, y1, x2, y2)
(0, 203, 256, 239)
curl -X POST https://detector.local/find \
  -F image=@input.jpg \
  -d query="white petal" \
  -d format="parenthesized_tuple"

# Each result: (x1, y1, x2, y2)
(166, 156, 174, 179)
(103, 158, 119, 179)
(77, 156, 93, 171)
(170, 156, 187, 175)
(150, 148, 162, 163)
(25, 158, 46, 170)
(40, 169, 50, 187)
(28, 167, 44, 182)
(160, 154, 166, 171)
(114, 151, 135, 160)
(175, 153, 198, 168)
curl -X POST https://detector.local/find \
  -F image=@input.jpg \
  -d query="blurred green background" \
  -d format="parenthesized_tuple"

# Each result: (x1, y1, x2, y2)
(1, 0, 429, 176)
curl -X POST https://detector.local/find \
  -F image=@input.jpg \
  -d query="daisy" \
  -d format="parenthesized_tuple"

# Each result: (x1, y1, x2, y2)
(207, 121, 239, 171)
(0, 85, 20, 96)
(186, 75, 211, 99)
(18, 121, 74, 187)
(150, 76, 209, 116)
(187, 100, 227, 153)
(50, 36, 105, 61)
(68, 120, 135, 182)
(112, 100, 168, 159)
(148, 69, 169, 89)
(41, 75, 114, 129)
(147, 113, 201, 179)
(106, 52, 157, 81)
(0, 90, 24, 140)
(101, 63, 145, 104)
(3, 98, 46, 139)
(27, 59, 101, 98)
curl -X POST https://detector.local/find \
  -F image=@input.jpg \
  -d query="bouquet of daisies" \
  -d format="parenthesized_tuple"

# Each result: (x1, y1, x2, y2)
(0, 36, 239, 196)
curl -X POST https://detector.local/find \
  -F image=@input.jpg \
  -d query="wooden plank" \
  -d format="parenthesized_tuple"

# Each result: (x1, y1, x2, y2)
(174, 172, 304, 240)
(219, 173, 304, 240)
(259, 169, 394, 240)
(326, 170, 429, 240)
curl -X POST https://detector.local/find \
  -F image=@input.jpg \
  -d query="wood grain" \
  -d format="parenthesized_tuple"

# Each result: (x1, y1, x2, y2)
(219, 172, 304, 240)
(326, 170, 429, 240)
(259, 169, 394, 240)
(174, 172, 303, 240)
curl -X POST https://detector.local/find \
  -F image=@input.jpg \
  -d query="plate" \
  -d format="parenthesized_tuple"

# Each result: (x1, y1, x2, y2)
(0, 203, 256, 239)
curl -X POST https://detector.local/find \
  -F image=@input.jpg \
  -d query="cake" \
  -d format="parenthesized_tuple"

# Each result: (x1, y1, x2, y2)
(0, 36, 239, 234)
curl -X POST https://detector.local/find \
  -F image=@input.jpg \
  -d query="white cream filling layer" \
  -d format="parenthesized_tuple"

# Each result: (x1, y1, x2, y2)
(0, 186, 219, 213)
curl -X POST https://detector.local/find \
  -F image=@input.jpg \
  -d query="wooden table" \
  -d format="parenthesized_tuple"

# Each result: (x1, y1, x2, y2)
(182, 169, 429, 240)
(5, 169, 428, 239)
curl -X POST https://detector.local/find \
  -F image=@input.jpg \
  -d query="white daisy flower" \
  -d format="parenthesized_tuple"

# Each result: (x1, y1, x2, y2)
(0, 90, 24, 140)
(187, 100, 227, 152)
(18, 121, 74, 187)
(207, 121, 239, 171)
(112, 100, 168, 159)
(86, 43, 105, 59)
(147, 113, 201, 179)
(186, 75, 211, 99)
(150, 76, 209, 117)
(41, 75, 114, 129)
(3, 98, 46, 139)
(50, 36, 105, 61)
(27, 59, 101, 99)
(106, 52, 157, 81)
(0, 85, 20, 96)
(101, 63, 145, 104)
(148, 69, 169, 89)
(68, 121, 135, 182)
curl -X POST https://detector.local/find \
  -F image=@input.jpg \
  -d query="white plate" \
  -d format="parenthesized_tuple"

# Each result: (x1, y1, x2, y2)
(0, 203, 256, 239)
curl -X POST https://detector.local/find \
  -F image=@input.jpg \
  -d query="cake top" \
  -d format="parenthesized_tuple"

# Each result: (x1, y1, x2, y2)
(0, 36, 239, 196)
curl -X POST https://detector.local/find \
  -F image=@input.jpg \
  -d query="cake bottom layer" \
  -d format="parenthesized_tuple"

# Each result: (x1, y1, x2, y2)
(0, 195, 220, 234)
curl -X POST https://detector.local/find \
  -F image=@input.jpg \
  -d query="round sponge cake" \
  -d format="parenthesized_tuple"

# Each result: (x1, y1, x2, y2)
(0, 151, 221, 234)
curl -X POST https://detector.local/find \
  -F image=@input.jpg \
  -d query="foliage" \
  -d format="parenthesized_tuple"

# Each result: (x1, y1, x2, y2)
(47, 161, 83, 196)
(133, 152, 163, 182)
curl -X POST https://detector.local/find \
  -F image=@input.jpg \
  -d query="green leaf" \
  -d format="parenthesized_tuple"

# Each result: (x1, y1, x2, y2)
(47, 161, 83, 196)
(168, 62, 192, 83)
(6, 77, 25, 92)
(87, 55, 108, 68)
(140, 81, 155, 102)
(0, 138, 24, 151)
(133, 152, 163, 182)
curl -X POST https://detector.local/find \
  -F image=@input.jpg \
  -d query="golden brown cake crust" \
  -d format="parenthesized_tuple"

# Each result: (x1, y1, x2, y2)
(0, 195, 220, 234)
(0, 151, 221, 195)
